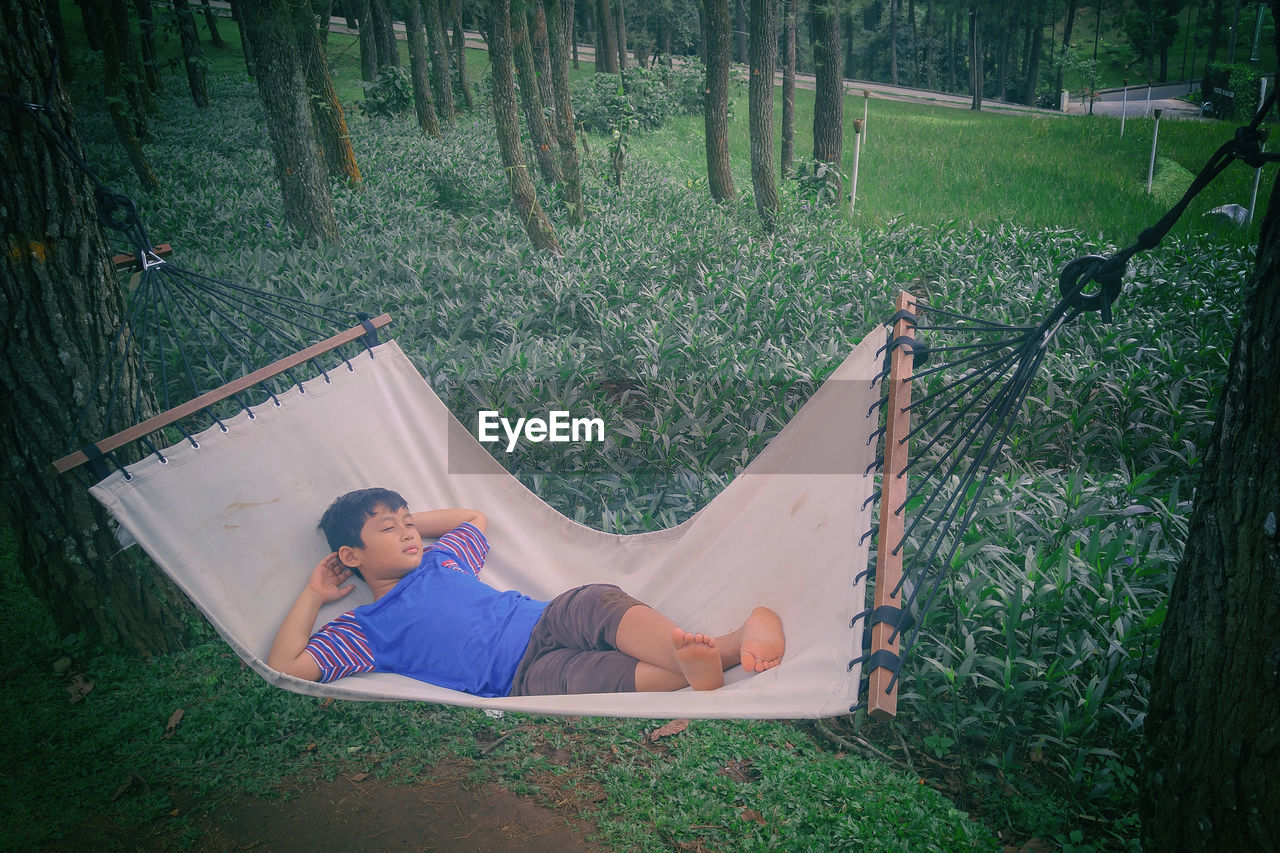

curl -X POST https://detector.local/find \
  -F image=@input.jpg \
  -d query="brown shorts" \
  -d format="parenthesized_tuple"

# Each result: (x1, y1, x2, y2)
(508, 584, 644, 696)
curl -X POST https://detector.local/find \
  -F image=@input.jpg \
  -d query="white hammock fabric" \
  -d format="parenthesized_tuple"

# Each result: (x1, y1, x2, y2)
(90, 330, 883, 719)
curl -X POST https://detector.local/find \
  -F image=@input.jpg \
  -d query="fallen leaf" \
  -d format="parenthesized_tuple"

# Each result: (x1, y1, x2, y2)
(350, 772, 370, 782)
(648, 718, 691, 742)
(718, 760, 761, 783)
(164, 708, 184, 738)
(111, 774, 146, 801)
(53, 657, 72, 674)
(740, 808, 766, 825)
(67, 673, 94, 703)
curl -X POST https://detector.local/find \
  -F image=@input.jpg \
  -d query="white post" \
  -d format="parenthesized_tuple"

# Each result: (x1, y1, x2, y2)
(850, 119, 863, 212)
(1145, 80, 1153, 116)
(1147, 108, 1163, 194)
(863, 89, 870, 146)
(1121, 80, 1129, 136)
(1249, 77, 1269, 223)
(1061, 89, 1070, 111)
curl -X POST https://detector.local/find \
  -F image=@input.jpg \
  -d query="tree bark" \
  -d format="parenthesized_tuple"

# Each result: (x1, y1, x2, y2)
(488, 0, 562, 253)
(1140, 6, 1280, 844)
(969, 2, 982, 110)
(594, 0, 619, 71)
(201, 0, 228, 49)
(530, 4, 556, 117)
(295, 4, 362, 183)
(544, 0, 584, 222)
(84, 0, 160, 189)
(423, 0, 457, 121)
(811, 0, 843, 199)
(781, 0, 796, 177)
(229, 0, 256, 78)
(358, 0, 379, 81)
(1022, 0, 1043, 106)
(734, 0, 748, 64)
(133, 0, 162, 93)
(889, 0, 899, 85)
(1054, 0, 1077, 102)
(371, 0, 400, 68)
(703, 0, 737, 202)
(450, 0, 475, 109)
(405, 0, 443, 136)
(172, 0, 211, 108)
(1, 0, 192, 654)
(239, 0, 341, 244)
(748, 0, 778, 231)
(614, 0, 628, 68)
(512, 1, 562, 184)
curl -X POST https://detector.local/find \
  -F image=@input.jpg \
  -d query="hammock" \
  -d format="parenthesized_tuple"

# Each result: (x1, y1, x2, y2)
(84, 326, 885, 720)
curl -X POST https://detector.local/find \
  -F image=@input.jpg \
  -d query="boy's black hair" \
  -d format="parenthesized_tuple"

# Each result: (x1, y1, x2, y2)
(318, 488, 409, 579)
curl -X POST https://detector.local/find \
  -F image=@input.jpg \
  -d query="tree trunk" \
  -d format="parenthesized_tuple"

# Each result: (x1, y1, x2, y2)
(239, 0, 341, 244)
(703, 0, 737, 202)
(44, 0, 74, 83)
(229, 0, 256, 78)
(781, 0, 796, 177)
(91, 0, 154, 137)
(201, 0, 228, 49)
(371, 0, 400, 68)
(1139, 7, 1280, 845)
(734, 0, 748, 63)
(1205, 0, 1225, 80)
(450, 0, 475, 109)
(358, 0, 379, 81)
(969, 2, 982, 110)
(488, 0, 562, 253)
(172, 0, 211, 108)
(1054, 0, 1077, 102)
(406, 0, 443, 136)
(543, 0, 584, 222)
(595, 0, 619, 71)
(133, 0, 162, 93)
(1022, 0, 1043, 106)
(1, 0, 193, 655)
(84, 0, 160, 189)
(512, 0, 562, 184)
(615, 0, 628, 68)
(994, 0, 1010, 100)
(295, 5, 362, 183)
(889, 0, 899, 85)
(530, 4, 556, 116)
(423, 0, 457, 120)
(812, 0, 843, 199)
(748, 0, 778, 231)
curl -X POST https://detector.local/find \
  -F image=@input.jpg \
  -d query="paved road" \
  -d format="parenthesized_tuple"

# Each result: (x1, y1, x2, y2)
(1064, 81, 1206, 120)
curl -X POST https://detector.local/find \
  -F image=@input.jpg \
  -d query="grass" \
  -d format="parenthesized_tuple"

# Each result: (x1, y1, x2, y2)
(13, 4, 1268, 850)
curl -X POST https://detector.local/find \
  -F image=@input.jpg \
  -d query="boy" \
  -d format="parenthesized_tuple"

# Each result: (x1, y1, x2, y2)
(269, 487, 785, 696)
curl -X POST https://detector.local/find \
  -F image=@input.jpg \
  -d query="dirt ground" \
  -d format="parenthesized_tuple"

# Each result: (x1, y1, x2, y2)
(191, 773, 602, 852)
(47, 770, 601, 852)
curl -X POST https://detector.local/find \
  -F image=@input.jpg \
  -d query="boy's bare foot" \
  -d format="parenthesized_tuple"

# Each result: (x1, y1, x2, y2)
(739, 607, 785, 672)
(671, 629, 725, 691)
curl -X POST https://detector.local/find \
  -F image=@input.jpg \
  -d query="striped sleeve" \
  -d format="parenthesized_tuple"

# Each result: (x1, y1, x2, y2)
(429, 521, 489, 576)
(303, 611, 375, 682)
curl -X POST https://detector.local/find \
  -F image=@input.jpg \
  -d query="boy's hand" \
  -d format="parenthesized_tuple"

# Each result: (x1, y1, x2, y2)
(305, 553, 356, 604)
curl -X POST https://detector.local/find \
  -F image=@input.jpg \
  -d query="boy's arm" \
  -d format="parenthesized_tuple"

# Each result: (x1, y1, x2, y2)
(267, 553, 355, 681)
(413, 508, 486, 537)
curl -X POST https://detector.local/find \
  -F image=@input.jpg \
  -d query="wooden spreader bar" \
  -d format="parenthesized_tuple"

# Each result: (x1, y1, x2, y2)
(53, 313, 394, 475)
(112, 243, 172, 271)
(868, 290, 918, 720)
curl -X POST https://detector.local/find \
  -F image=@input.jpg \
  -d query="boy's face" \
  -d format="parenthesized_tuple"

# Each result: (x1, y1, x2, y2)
(338, 504, 423, 581)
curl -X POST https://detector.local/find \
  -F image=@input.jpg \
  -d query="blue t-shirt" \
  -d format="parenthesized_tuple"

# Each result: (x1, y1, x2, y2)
(304, 523, 548, 697)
